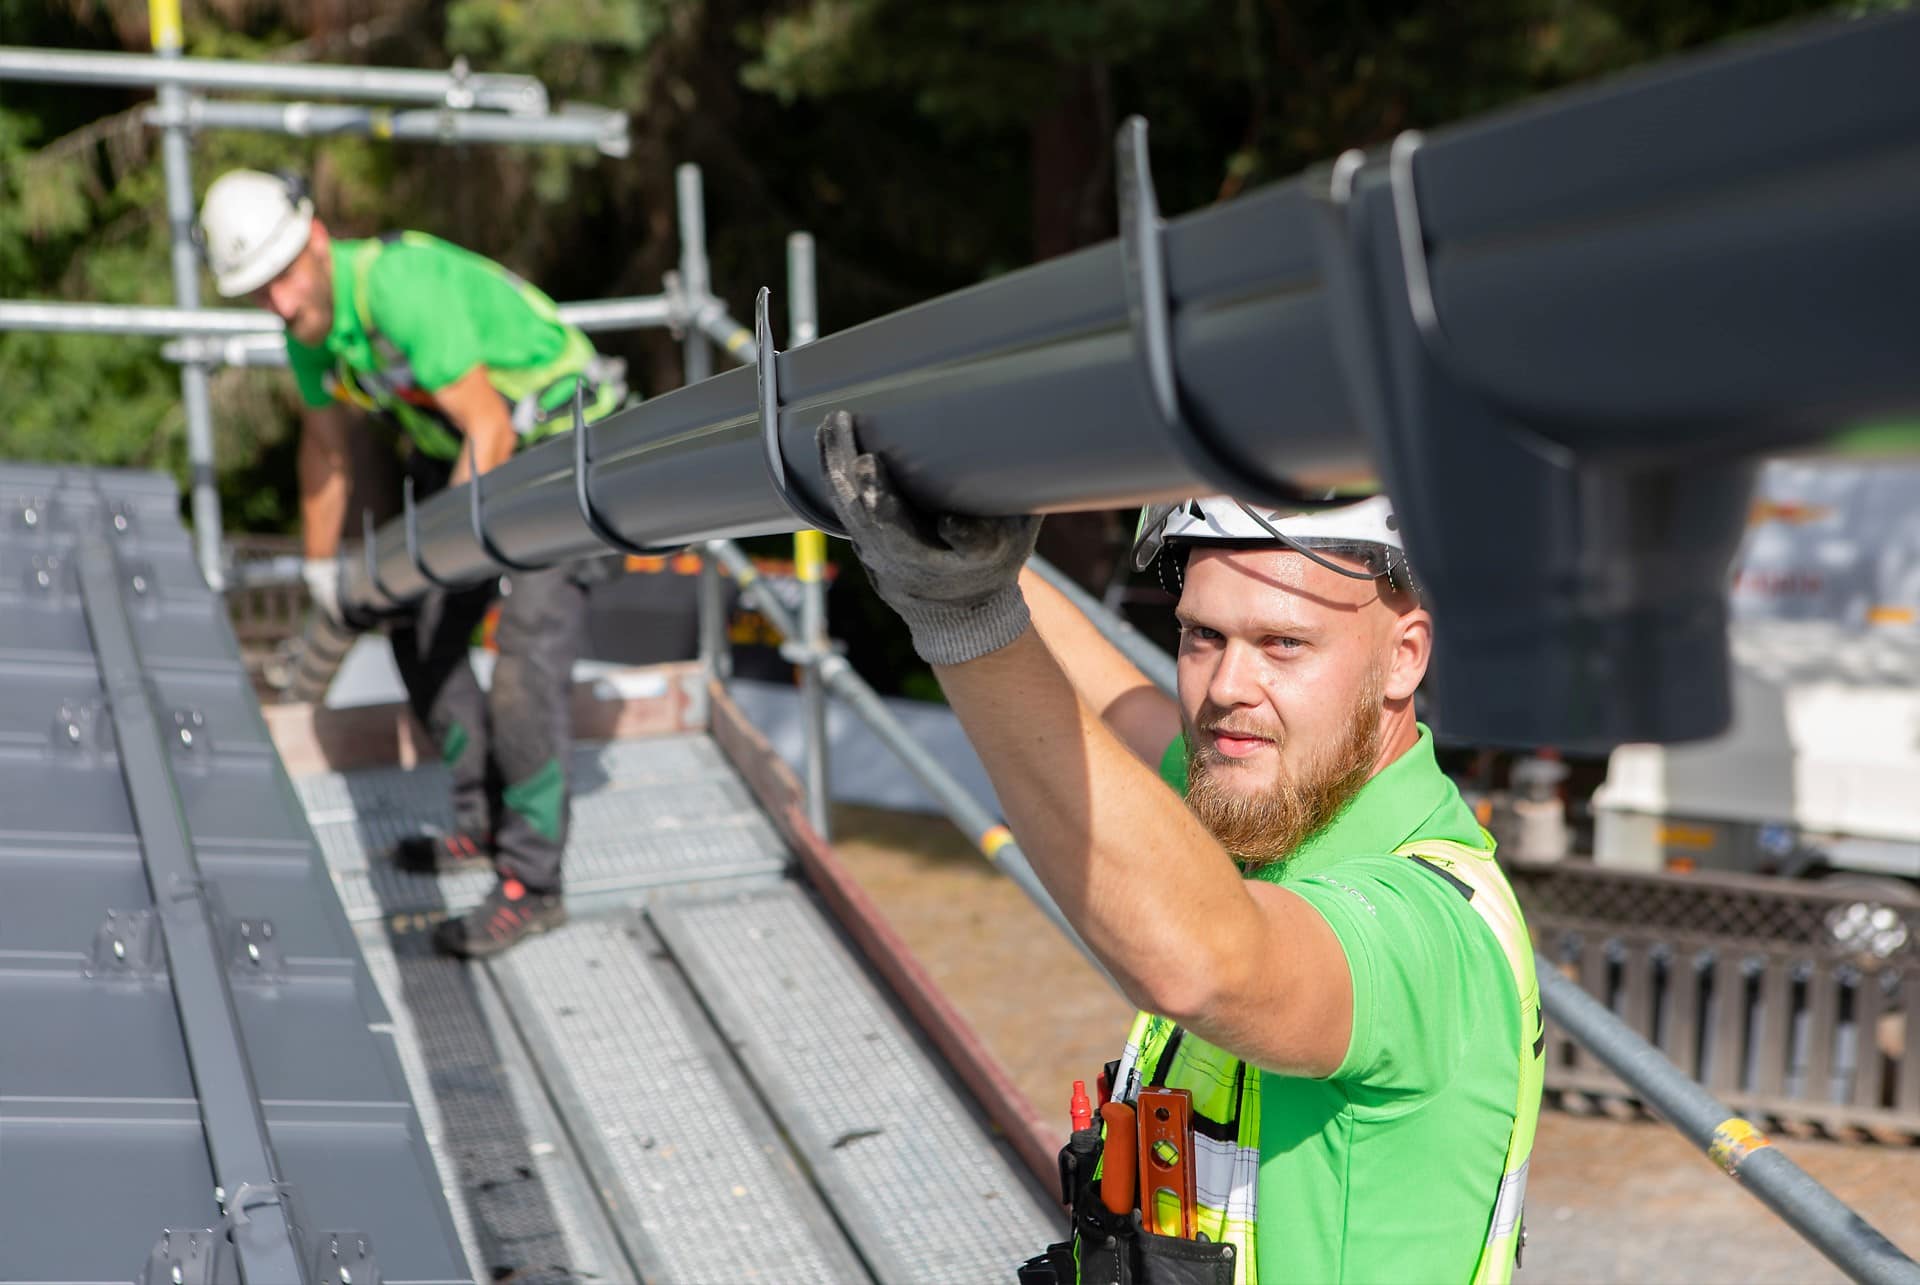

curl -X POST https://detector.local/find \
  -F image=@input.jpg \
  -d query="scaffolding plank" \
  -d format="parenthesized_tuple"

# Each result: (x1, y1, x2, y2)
(300, 738, 790, 920)
(490, 907, 867, 1284)
(651, 883, 1059, 1284)
(354, 918, 630, 1284)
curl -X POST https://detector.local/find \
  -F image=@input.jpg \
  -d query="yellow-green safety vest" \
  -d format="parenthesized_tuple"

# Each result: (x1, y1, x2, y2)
(1104, 837, 1544, 1284)
(329, 232, 622, 460)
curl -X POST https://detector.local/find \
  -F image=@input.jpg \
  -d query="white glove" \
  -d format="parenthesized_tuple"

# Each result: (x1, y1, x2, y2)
(301, 557, 343, 626)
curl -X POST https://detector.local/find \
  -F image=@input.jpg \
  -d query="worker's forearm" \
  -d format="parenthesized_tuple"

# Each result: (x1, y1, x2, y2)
(449, 419, 515, 484)
(438, 366, 519, 485)
(1018, 566, 1181, 763)
(298, 417, 349, 561)
(933, 629, 1262, 1014)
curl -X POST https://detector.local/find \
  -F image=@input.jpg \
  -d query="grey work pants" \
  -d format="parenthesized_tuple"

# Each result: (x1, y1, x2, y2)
(390, 561, 589, 893)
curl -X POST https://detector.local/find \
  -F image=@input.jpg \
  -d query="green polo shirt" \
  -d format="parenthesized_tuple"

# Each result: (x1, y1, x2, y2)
(286, 234, 602, 460)
(1159, 727, 1521, 1283)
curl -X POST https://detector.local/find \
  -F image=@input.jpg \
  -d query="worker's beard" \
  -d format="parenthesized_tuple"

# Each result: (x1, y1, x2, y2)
(1184, 668, 1385, 872)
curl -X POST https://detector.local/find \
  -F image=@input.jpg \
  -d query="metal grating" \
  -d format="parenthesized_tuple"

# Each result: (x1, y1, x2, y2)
(493, 911, 864, 1284)
(353, 923, 491, 1280)
(302, 737, 789, 919)
(652, 884, 1059, 1284)
(356, 921, 613, 1284)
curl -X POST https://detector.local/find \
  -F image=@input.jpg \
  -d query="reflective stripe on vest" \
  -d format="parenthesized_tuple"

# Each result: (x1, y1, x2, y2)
(331, 232, 612, 460)
(1390, 838, 1544, 1285)
(1105, 838, 1542, 1285)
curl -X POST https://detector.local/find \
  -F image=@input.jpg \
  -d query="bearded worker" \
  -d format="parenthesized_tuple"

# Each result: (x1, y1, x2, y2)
(815, 414, 1542, 1285)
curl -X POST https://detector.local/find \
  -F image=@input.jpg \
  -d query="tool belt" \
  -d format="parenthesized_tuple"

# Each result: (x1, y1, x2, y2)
(1018, 1075, 1239, 1285)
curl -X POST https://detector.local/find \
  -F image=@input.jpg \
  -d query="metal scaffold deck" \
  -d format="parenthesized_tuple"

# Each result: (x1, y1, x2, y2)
(299, 735, 1057, 1283)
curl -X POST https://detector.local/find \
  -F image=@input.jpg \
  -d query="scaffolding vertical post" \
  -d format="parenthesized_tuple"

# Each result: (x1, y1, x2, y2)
(676, 164, 712, 385)
(793, 529, 830, 839)
(787, 231, 830, 837)
(151, 0, 225, 590)
(698, 552, 729, 685)
(786, 232, 818, 346)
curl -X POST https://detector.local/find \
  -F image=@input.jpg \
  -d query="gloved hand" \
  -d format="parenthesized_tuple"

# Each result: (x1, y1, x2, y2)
(301, 557, 343, 626)
(816, 410, 1039, 666)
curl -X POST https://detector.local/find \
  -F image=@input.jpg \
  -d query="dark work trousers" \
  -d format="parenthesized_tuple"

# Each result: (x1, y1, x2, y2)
(389, 463, 592, 893)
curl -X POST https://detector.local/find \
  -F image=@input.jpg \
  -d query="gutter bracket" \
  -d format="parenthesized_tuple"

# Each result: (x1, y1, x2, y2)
(360, 509, 407, 606)
(401, 477, 461, 590)
(465, 437, 549, 574)
(753, 287, 847, 537)
(1115, 116, 1334, 508)
(570, 383, 684, 557)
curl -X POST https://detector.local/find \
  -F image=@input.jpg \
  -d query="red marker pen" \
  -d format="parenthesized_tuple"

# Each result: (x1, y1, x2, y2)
(1070, 1079, 1093, 1133)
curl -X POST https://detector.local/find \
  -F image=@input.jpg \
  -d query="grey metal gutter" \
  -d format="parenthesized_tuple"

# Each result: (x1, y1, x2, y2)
(76, 534, 308, 1283)
(346, 9, 1920, 753)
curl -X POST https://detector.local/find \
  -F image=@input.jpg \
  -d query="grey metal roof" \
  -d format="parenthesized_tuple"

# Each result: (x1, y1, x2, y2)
(0, 464, 468, 1285)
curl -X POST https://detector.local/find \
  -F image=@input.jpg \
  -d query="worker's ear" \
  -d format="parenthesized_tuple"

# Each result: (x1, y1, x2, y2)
(1381, 605, 1431, 703)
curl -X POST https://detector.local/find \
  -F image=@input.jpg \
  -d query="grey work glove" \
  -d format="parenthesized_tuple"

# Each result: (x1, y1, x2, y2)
(816, 411, 1040, 666)
(301, 556, 344, 627)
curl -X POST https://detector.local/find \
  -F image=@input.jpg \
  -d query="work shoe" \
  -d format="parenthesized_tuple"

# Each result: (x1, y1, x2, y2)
(434, 877, 566, 958)
(386, 829, 492, 874)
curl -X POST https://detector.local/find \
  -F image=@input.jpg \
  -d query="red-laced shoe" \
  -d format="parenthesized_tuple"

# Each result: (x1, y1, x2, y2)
(386, 829, 492, 874)
(433, 877, 566, 958)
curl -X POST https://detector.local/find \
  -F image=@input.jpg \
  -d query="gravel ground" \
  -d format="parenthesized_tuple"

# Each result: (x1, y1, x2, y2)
(827, 803, 1920, 1284)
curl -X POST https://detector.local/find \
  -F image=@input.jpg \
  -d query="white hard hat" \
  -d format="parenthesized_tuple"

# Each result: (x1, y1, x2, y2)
(1133, 494, 1414, 591)
(199, 170, 314, 297)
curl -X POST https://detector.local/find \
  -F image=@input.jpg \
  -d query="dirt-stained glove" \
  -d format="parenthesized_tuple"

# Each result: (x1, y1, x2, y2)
(301, 557, 343, 626)
(816, 411, 1039, 666)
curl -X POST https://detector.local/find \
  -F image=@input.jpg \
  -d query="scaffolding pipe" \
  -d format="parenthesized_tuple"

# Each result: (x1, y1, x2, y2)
(0, 46, 547, 113)
(676, 165, 713, 384)
(0, 301, 273, 337)
(146, 4, 225, 590)
(1027, 555, 1177, 695)
(1538, 968, 1920, 1285)
(148, 98, 629, 156)
(0, 294, 679, 361)
(786, 240, 830, 839)
(706, 539, 1117, 988)
(697, 307, 758, 365)
(787, 233, 818, 346)
(342, 11, 1920, 753)
(559, 296, 681, 333)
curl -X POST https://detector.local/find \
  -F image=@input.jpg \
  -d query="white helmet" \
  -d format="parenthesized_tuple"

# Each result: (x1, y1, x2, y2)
(1133, 494, 1415, 592)
(199, 170, 313, 297)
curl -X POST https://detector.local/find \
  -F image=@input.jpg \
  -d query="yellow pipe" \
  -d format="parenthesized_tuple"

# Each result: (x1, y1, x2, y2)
(149, 0, 184, 52)
(979, 824, 1014, 862)
(794, 528, 826, 583)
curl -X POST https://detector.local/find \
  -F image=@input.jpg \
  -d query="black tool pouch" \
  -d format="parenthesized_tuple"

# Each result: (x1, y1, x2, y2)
(1019, 1132, 1239, 1285)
